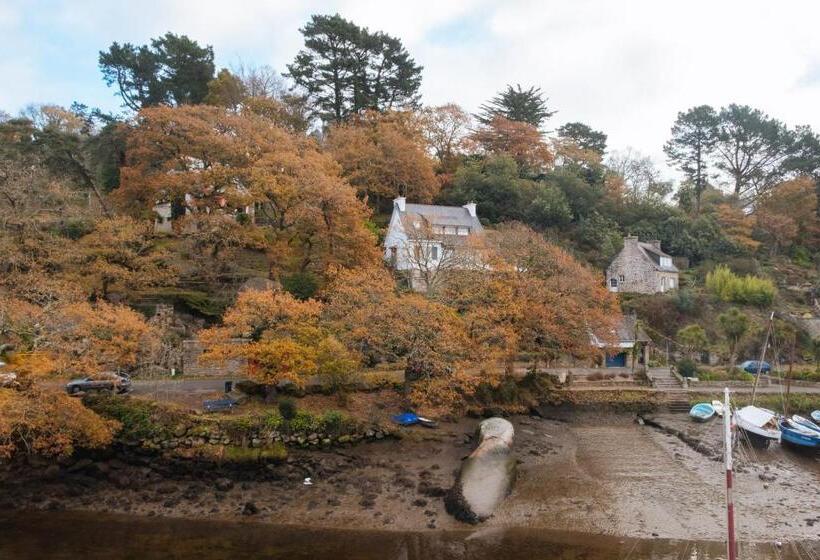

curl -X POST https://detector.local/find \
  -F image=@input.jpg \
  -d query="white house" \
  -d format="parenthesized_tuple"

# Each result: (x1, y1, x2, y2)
(383, 197, 484, 292)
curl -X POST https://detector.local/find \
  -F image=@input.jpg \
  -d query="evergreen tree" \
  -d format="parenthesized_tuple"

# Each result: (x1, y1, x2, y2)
(287, 14, 422, 123)
(663, 105, 719, 215)
(557, 122, 607, 155)
(477, 84, 556, 128)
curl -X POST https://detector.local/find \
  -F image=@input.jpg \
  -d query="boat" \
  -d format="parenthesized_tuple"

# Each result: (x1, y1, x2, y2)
(392, 412, 420, 426)
(735, 405, 780, 447)
(690, 403, 716, 422)
(711, 400, 724, 417)
(791, 415, 820, 433)
(779, 419, 820, 449)
(417, 416, 438, 429)
(812, 410, 820, 424)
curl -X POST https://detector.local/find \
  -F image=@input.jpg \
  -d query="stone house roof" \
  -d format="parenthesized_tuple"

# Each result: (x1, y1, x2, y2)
(635, 241, 678, 273)
(399, 202, 483, 233)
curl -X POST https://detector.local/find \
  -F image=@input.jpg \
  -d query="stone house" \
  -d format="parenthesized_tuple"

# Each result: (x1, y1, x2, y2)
(383, 197, 484, 292)
(590, 314, 652, 368)
(606, 236, 679, 294)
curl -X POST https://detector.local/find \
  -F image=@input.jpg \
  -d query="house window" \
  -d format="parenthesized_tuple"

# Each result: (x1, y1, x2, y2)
(619, 275, 625, 282)
(431, 246, 439, 260)
(610, 278, 618, 287)
(444, 226, 456, 235)
(457, 226, 469, 235)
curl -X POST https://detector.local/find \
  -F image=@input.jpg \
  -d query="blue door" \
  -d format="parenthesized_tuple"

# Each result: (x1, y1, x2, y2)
(605, 352, 627, 367)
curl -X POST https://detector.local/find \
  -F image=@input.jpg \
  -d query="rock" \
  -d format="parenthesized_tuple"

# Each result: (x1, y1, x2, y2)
(327, 497, 341, 507)
(412, 498, 428, 507)
(215, 478, 234, 492)
(759, 473, 776, 482)
(173, 424, 188, 438)
(445, 417, 516, 524)
(241, 501, 259, 516)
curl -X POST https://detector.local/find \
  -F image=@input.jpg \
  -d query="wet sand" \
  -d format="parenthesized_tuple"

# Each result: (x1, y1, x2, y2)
(1, 412, 817, 544)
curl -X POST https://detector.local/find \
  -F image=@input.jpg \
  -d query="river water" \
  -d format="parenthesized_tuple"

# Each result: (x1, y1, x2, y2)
(0, 511, 812, 559)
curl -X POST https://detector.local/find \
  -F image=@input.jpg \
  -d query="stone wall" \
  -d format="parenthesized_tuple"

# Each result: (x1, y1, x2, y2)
(607, 237, 676, 294)
(181, 339, 246, 377)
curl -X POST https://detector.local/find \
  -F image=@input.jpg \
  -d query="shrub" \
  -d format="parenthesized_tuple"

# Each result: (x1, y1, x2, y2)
(677, 358, 699, 378)
(282, 272, 319, 300)
(288, 410, 317, 433)
(705, 265, 775, 307)
(320, 410, 345, 434)
(263, 410, 283, 430)
(278, 398, 297, 421)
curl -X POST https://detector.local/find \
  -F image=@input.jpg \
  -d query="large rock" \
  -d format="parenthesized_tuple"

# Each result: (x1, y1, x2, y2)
(445, 417, 516, 523)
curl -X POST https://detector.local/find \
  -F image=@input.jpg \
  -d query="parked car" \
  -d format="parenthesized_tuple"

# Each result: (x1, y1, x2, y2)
(66, 372, 132, 395)
(203, 397, 238, 413)
(739, 360, 771, 374)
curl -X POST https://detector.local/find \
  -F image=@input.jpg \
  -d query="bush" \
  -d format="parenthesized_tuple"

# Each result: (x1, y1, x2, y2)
(278, 398, 297, 421)
(705, 265, 775, 307)
(281, 272, 319, 300)
(677, 358, 699, 378)
(288, 410, 317, 433)
(320, 410, 345, 434)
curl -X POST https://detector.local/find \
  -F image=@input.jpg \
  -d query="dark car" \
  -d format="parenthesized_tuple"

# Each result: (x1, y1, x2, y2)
(66, 372, 132, 395)
(203, 397, 238, 413)
(739, 360, 771, 374)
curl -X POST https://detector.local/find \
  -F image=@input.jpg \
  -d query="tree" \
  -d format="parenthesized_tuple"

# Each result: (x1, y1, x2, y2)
(420, 104, 472, 170)
(477, 84, 556, 128)
(754, 177, 819, 254)
(287, 14, 423, 123)
(199, 290, 324, 387)
(99, 33, 215, 111)
(557, 122, 607, 155)
(326, 111, 439, 207)
(664, 105, 719, 215)
(713, 104, 794, 205)
(676, 324, 708, 359)
(444, 155, 531, 223)
(607, 148, 670, 201)
(117, 105, 379, 279)
(718, 307, 749, 368)
(205, 69, 247, 111)
(470, 117, 554, 173)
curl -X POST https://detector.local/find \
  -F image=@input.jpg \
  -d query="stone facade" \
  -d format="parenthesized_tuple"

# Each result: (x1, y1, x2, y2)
(606, 236, 679, 294)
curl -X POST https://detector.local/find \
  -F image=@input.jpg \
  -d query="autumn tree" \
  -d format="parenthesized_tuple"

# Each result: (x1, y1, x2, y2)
(287, 14, 423, 123)
(754, 177, 819, 254)
(664, 105, 719, 214)
(470, 117, 554, 174)
(99, 33, 215, 111)
(326, 110, 439, 207)
(200, 290, 324, 387)
(420, 103, 472, 171)
(117, 105, 378, 279)
(477, 84, 556, 128)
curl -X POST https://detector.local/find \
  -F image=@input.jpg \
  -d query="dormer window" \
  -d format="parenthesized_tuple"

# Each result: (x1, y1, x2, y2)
(660, 256, 672, 267)
(457, 226, 469, 236)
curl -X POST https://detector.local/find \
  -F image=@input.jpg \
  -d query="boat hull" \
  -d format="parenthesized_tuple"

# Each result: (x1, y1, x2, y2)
(689, 403, 715, 422)
(779, 421, 820, 450)
(736, 406, 780, 446)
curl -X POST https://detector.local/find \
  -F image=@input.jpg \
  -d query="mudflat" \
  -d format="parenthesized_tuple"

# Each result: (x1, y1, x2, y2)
(1, 411, 817, 542)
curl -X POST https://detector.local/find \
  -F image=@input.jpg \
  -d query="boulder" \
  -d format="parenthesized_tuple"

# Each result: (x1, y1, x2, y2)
(445, 417, 516, 524)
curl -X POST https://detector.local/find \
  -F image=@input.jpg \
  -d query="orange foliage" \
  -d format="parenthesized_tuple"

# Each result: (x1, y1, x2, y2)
(715, 203, 760, 252)
(470, 117, 554, 173)
(326, 110, 440, 205)
(755, 177, 819, 253)
(0, 385, 118, 459)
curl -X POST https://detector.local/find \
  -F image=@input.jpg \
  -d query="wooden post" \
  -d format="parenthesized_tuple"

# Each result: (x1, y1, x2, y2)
(785, 334, 796, 417)
(724, 388, 737, 560)
(750, 311, 774, 405)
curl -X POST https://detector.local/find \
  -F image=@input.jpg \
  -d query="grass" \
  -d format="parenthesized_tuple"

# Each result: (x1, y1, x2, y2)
(688, 392, 820, 413)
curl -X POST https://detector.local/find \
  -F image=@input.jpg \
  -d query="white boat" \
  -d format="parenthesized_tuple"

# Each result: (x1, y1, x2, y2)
(711, 400, 724, 417)
(735, 405, 780, 446)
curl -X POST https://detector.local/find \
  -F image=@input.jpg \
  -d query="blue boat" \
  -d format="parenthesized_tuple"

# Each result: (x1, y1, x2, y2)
(791, 415, 820, 434)
(779, 419, 820, 449)
(392, 412, 420, 426)
(812, 410, 820, 424)
(689, 403, 716, 422)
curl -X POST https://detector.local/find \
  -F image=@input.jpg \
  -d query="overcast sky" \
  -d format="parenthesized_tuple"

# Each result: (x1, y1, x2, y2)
(2, 0, 820, 179)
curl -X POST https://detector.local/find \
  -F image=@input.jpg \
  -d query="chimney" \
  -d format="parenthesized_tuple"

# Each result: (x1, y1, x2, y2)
(624, 235, 639, 246)
(463, 202, 477, 217)
(648, 239, 661, 250)
(394, 196, 406, 212)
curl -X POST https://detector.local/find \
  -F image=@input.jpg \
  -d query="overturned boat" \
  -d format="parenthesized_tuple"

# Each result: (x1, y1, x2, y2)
(735, 405, 780, 447)
(689, 403, 716, 422)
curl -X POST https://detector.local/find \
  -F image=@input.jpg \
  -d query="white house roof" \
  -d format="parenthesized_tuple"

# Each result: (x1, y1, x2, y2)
(402, 203, 483, 232)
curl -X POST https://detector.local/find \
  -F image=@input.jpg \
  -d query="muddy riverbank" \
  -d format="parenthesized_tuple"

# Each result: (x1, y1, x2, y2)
(1, 411, 817, 543)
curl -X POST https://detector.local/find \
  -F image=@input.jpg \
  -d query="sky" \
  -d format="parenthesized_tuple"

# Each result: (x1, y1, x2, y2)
(2, 0, 820, 180)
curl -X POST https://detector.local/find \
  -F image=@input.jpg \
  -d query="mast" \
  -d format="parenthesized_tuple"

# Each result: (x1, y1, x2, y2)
(750, 311, 775, 404)
(724, 387, 737, 560)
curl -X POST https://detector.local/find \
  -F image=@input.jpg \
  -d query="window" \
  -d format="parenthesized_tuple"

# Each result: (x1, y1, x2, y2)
(431, 246, 439, 260)
(660, 256, 672, 267)
(619, 275, 625, 282)
(610, 278, 618, 287)
(444, 226, 456, 235)
(457, 226, 469, 235)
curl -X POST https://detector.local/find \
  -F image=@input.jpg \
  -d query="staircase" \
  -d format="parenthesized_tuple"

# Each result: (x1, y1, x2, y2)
(648, 368, 690, 413)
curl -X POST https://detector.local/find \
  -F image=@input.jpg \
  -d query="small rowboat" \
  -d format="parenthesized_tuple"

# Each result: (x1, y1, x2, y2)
(779, 419, 820, 449)
(736, 405, 780, 447)
(392, 412, 438, 428)
(812, 410, 820, 424)
(690, 403, 716, 422)
(711, 400, 724, 417)
(791, 415, 820, 434)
